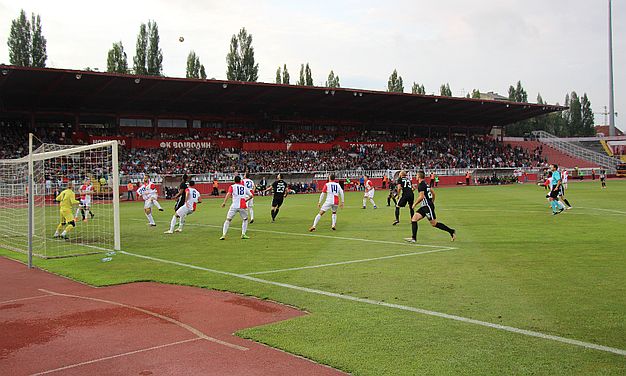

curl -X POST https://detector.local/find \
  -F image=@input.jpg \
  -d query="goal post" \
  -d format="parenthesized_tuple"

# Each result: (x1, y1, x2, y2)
(0, 138, 121, 261)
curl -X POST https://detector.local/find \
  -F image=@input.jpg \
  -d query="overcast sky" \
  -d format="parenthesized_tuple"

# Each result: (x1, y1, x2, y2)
(1, 0, 624, 131)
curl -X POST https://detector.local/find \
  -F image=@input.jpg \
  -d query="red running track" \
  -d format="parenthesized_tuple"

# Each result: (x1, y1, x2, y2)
(0, 257, 345, 376)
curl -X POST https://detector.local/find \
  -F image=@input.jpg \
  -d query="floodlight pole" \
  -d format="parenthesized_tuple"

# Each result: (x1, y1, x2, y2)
(608, 0, 616, 136)
(27, 133, 34, 268)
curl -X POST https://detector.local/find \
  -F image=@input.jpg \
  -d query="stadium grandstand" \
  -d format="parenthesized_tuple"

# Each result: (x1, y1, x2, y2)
(1, 64, 608, 192)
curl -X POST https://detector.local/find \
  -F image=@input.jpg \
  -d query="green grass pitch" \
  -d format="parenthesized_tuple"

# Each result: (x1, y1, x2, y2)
(2, 180, 625, 375)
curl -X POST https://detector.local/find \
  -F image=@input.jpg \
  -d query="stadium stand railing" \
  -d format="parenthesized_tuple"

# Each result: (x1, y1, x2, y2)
(531, 131, 620, 172)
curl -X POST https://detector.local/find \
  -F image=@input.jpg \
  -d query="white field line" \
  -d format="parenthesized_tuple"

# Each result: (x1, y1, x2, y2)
(244, 248, 455, 276)
(576, 206, 626, 215)
(0, 293, 52, 305)
(39, 288, 248, 351)
(30, 337, 202, 375)
(128, 218, 455, 250)
(120, 250, 626, 357)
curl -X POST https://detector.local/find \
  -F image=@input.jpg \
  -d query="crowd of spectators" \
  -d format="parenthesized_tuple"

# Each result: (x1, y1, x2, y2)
(1, 124, 547, 175)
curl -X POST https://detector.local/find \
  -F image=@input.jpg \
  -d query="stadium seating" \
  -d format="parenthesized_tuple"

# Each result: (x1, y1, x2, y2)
(506, 141, 596, 168)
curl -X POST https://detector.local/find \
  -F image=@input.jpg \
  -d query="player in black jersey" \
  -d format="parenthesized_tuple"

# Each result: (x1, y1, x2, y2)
(264, 173, 288, 221)
(173, 174, 189, 212)
(387, 179, 398, 206)
(392, 170, 414, 225)
(405, 171, 456, 242)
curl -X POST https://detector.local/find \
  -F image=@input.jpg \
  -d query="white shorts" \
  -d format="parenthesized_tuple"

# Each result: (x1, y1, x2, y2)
(176, 206, 194, 218)
(80, 198, 92, 208)
(227, 207, 248, 220)
(365, 190, 375, 198)
(144, 199, 155, 209)
(320, 202, 338, 212)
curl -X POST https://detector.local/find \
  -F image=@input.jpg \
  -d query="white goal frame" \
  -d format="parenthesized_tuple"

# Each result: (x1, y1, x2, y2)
(0, 136, 120, 267)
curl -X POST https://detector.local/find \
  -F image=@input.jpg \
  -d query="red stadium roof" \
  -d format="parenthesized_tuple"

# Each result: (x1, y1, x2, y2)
(0, 65, 565, 127)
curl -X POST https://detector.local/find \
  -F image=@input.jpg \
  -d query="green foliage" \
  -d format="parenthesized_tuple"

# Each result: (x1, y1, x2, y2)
(326, 70, 340, 88)
(146, 20, 163, 76)
(107, 41, 128, 74)
(7, 9, 47, 67)
(275, 66, 282, 84)
(305, 63, 313, 86)
(411, 82, 426, 95)
(226, 27, 259, 82)
(282, 64, 290, 84)
(186, 51, 206, 79)
(471, 89, 481, 99)
(439, 83, 452, 96)
(581, 93, 595, 136)
(8, 10, 31, 66)
(30, 13, 46, 67)
(387, 69, 404, 93)
(297, 64, 305, 86)
(133, 23, 148, 75)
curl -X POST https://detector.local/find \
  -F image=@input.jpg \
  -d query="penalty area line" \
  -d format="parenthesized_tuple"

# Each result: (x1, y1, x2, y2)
(244, 247, 456, 276)
(120, 250, 626, 357)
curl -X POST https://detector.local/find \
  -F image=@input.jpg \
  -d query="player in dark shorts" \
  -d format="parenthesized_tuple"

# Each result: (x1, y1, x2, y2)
(387, 180, 398, 206)
(405, 171, 456, 242)
(392, 170, 414, 225)
(173, 174, 189, 211)
(600, 169, 607, 188)
(264, 173, 288, 221)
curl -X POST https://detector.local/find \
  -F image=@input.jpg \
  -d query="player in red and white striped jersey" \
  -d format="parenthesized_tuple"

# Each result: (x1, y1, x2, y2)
(242, 172, 256, 223)
(136, 175, 164, 226)
(220, 176, 254, 240)
(74, 178, 95, 222)
(362, 175, 377, 209)
(309, 174, 344, 232)
(164, 181, 201, 234)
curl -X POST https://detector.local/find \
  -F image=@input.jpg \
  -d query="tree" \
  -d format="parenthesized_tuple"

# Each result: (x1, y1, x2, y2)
(568, 91, 582, 136)
(411, 82, 425, 94)
(387, 69, 404, 93)
(580, 93, 595, 136)
(536, 93, 544, 105)
(275, 66, 282, 84)
(186, 51, 206, 79)
(282, 64, 290, 84)
(326, 70, 340, 88)
(515, 81, 528, 102)
(226, 27, 259, 82)
(133, 23, 148, 75)
(107, 41, 128, 73)
(508, 85, 516, 101)
(439, 83, 452, 96)
(8, 10, 31, 66)
(296, 64, 306, 86)
(146, 20, 163, 76)
(30, 13, 46, 67)
(471, 89, 481, 99)
(305, 63, 313, 86)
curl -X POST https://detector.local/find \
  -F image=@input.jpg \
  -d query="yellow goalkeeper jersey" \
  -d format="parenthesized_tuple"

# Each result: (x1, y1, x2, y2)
(56, 188, 79, 211)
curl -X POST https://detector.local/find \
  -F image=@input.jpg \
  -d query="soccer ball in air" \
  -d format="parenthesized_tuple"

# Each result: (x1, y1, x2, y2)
(179, 36, 185, 42)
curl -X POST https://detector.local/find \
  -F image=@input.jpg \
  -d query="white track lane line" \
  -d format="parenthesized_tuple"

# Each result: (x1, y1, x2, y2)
(120, 250, 626, 357)
(129, 218, 456, 250)
(38, 288, 248, 351)
(31, 337, 202, 375)
(245, 248, 455, 276)
(0, 293, 52, 305)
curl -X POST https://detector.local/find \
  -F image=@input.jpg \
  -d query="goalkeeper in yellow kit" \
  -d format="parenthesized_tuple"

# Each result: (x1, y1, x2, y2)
(54, 181, 80, 240)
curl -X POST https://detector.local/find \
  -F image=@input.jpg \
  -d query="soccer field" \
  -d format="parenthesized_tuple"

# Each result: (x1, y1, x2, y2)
(2, 180, 625, 375)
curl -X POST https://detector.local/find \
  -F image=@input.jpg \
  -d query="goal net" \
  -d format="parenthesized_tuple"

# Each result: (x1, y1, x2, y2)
(0, 138, 120, 259)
